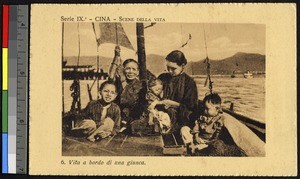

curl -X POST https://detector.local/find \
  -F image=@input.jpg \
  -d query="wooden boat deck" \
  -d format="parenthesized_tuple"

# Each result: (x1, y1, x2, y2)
(62, 134, 164, 156)
(62, 108, 265, 156)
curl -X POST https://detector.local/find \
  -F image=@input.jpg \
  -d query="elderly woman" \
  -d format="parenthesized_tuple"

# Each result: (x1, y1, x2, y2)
(158, 50, 198, 131)
(116, 59, 144, 131)
(108, 47, 143, 128)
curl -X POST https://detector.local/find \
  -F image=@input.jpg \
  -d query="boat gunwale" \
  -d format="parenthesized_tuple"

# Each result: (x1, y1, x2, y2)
(222, 108, 265, 129)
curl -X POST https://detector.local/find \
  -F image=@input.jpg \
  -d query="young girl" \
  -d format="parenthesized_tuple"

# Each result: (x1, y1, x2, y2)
(71, 80, 121, 142)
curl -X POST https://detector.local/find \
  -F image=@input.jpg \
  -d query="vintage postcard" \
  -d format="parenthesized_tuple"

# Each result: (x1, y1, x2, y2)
(29, 3, 297, 176)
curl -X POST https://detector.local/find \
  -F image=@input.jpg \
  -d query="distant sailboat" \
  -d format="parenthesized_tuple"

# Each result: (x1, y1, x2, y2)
(231, 62, 238, 78)
(244, 71, 253, 78)
(231, 70, 236, 78)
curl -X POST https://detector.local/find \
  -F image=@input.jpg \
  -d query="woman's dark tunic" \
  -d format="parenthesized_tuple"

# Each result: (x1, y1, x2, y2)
(118, 78, 143, 123)
(158, 72, 198, 128)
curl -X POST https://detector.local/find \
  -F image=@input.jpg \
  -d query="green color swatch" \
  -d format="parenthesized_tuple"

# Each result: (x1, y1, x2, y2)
(2, 91, 8, 133)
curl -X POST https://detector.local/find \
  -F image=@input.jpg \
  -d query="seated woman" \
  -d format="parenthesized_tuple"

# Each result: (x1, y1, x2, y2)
(158, 50, 199, 132)
(109, 46, 159, 135)
(117, 59, 144, 132)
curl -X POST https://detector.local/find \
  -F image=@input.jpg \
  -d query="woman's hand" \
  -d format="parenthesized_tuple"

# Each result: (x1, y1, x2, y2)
(161, 99, 180, 107)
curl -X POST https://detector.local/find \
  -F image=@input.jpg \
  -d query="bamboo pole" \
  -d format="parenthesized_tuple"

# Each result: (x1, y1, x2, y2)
(97, 45, 99, 99)
(136, 23, 147, 102)
(77, 23, 82, 110)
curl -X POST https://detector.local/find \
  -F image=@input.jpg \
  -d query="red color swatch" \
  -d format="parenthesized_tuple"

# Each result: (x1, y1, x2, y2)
(2, 5, 9, 48)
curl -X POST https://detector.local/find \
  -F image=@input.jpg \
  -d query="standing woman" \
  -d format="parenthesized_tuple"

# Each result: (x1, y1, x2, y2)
(158, 50, 198, 131)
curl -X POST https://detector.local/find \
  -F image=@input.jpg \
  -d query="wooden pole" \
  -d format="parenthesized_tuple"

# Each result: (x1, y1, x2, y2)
(136, 23, 147, 102)
(96, 23, 99, 99)
(78, 24, 82, 110)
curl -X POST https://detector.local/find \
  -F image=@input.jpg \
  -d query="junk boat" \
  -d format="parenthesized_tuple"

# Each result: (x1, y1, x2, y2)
(62, 22, 265, 157)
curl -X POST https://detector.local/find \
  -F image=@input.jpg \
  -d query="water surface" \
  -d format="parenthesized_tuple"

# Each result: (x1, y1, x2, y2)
(63, 77, 265, 122)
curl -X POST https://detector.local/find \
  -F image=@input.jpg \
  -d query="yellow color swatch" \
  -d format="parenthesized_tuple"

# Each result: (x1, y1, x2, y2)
(2, 48, 8, 90)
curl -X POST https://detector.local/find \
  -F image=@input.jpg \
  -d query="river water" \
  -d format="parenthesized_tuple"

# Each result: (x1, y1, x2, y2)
(194, 77, 265, 122)
(63, 77, 265, 123)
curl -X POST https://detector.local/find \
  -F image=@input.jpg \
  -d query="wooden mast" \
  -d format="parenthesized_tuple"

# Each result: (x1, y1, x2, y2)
(136, 23, 147, 102)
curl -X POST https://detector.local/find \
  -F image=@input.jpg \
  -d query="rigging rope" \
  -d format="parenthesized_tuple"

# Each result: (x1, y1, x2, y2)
(96, 24, 99, 99)
(70, 23, 82, 112)
(203, 25, 213, 94)
(144, 22, 156, 29)
(91, 22, 101, 99)
(180, 34, 192, 48)
(179, 24, 192, 48)
(76, 23, 81, 67)
(92, 22, 101, 46)
(115, 23, 119, 45)
(203, 25, 208, 58)
(181, 24, 183, 46)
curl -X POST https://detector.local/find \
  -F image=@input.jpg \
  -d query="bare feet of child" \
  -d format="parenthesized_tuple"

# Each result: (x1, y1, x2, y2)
(189, 143, 208, 154)
(87, 135, 96, 142)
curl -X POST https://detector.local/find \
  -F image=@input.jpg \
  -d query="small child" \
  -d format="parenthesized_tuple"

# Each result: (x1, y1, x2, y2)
(130, 78, 171, 136)
(71, 80, 121, 142)
(181, 93, 224, 152)
(146, 79, 171, 134)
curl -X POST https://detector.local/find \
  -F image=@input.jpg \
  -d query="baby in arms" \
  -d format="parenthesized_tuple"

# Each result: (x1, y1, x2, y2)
(146, 79, 171, 134)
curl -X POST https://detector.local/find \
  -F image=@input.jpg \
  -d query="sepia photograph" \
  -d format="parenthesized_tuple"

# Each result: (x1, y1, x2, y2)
(29, 4, 296, 175)
(61, 22, 265, 157)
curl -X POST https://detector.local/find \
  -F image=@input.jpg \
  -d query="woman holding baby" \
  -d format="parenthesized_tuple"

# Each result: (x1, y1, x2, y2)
(115, 49, 198, 134)
(158, 50, 199, 132)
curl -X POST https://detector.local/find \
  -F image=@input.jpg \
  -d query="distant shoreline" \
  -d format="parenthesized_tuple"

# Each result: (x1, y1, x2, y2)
(191, 74, 266, 78)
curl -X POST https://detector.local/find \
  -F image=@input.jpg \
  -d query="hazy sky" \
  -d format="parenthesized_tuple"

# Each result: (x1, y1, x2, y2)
(63, 23, 265, 61)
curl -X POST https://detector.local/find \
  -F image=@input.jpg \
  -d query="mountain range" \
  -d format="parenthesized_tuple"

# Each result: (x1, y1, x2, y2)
(64, 52, 265, 76)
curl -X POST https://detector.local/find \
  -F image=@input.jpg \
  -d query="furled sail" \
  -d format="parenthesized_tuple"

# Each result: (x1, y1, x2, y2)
(98, 23, 135, 50)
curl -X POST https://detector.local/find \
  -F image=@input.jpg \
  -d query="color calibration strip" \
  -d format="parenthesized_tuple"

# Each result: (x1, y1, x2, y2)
(2, 5, 28, 174)
(8, 5, 18, 174)
(2, 5, 9, 174)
